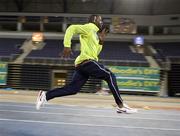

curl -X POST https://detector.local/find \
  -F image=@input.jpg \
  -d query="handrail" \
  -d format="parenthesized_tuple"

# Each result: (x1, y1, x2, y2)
(0, 12, 180, 26)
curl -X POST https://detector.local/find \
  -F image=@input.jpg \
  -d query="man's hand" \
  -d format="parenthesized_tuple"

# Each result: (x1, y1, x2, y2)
(61, 47, 72, 58)
(98, 26, 109, 45)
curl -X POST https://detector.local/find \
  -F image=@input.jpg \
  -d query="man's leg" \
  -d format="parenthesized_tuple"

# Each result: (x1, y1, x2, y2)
(82, 60, 137, 113)
(46, 69, 89, 101)
(81, 60, 123, 107)
(36, 68, 89, 110)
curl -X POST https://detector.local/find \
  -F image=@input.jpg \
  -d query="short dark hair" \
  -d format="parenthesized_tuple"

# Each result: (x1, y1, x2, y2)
(88, 14, 99, 23)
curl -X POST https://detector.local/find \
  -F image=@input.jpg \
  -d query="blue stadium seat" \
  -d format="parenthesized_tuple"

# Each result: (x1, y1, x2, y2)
(99, 41, 146, 61)
(0, 38, 24, 57)
(152, 43, 180, 58)
(28, 40, 64, 58)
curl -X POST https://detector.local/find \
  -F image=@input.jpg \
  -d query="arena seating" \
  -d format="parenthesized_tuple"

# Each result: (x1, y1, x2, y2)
(152, 43, 180, 58)
(2, 40, 179, 64)
(28, 40, 64, 58)
(100, 41, 146, 61)
(0, 38, 24, 57)
(28, 40, 147, 62)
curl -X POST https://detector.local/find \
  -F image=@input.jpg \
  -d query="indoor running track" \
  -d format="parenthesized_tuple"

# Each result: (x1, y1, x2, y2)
(0, 102, 180, 136)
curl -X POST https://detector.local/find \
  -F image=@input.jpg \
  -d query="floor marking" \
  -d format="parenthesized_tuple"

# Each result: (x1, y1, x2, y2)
(0, 103, 112, 112)
(0, 103, 180, 116)
(0, 109, 180, 122)
(0, 118, 179, 131)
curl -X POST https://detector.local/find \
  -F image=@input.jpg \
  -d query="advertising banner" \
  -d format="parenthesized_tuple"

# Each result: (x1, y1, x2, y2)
(0, 62, 8, 85)
(103, 66, 160, 92)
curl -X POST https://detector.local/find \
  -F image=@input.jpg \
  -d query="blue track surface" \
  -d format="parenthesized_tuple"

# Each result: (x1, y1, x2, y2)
(0, 102, 180, 136)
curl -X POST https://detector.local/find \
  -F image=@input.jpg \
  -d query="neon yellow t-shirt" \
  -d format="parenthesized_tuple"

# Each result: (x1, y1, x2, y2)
(63, 23, 102, 65)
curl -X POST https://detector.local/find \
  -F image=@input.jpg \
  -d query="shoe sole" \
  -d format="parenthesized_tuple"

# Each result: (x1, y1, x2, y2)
(117, 110, 130, 114)
(117, 109, 138, 114)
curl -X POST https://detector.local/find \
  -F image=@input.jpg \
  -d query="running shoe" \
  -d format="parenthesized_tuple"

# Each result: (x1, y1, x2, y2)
(117, 103, 138, 114)
(36, 90, 47, 110)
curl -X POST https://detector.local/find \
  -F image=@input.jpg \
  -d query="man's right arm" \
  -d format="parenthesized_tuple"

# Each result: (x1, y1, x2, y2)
(98, 26, 109, 45)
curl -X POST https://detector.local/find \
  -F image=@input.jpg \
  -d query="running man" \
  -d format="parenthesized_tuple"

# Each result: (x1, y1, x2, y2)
(36, 15, 137, 113)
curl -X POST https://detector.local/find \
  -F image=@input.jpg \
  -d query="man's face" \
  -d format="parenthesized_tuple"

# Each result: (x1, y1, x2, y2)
(94, 16, 103, 30)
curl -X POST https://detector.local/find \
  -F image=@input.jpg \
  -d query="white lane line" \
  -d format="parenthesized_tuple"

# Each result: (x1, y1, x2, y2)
(0, 109, 180, 122)
(0, 118, 180, 131)
(0, 103, 112, 112)
(0, 103, 180, 116)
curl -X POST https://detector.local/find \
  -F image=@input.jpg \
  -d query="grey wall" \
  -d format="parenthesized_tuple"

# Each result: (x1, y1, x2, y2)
(152, 0, 180, 15)
(0, 0, 18, 12)
(113, 0, 153, 15)
(0, 0, 180, 15)
(0, 0, 64, 12)
(66, 0, 112, 14)
(113, 0, 180, 15)
(22, 0, 64, 13)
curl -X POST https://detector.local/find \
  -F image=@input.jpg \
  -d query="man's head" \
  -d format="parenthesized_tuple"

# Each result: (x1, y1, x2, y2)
(88, 15, 103, 30)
